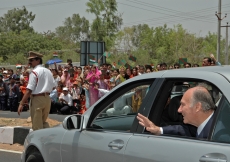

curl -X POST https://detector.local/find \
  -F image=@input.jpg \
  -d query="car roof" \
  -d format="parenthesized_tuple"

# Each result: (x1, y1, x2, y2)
(114, 65, 230, 89)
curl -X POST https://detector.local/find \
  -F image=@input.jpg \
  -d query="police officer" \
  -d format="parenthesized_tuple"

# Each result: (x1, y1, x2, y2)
(18, 51, 55, 131)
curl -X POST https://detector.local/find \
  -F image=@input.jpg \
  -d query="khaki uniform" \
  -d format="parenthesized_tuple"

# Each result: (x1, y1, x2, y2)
(27, 51, 55, 130)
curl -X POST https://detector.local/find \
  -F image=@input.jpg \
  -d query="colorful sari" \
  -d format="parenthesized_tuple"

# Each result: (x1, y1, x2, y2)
(86, 67, 101, 107)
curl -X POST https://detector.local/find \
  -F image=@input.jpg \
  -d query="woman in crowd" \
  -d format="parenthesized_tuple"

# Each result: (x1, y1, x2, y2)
(76, 67, 84, 86)
(83, 68, 89, 82)
(52, 69, 61, 88)
(132, 67, 139, 77)
(97, 73, 108, 99)
(125, 68, 133, 79)
(115, 66, 126, 85)
(66, 74, 75, 91)
(61, 68, 70, 86)
(145, 67, 152, 73)
(86, 65, 100, 106)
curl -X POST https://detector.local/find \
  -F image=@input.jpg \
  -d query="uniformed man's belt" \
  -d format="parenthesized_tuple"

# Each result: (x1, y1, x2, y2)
(32, 93, 50, 97)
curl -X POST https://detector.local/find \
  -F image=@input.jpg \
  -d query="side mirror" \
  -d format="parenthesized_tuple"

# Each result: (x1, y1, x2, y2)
(62, 115, 83, 130)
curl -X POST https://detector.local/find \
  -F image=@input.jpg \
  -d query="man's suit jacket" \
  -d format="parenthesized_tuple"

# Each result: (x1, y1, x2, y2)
(162, 115, 214, 139)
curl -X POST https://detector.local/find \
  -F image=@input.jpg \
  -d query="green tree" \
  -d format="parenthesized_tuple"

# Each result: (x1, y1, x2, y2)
(0, 30, 63, 63)
(55, 14, 90, 44)
(0, 6, 35, 33)
(86, 0, 123, 50)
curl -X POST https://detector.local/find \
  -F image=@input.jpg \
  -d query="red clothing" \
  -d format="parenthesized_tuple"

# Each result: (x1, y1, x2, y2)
(79, 99, 86, 114)
(74, 72, 78, 80)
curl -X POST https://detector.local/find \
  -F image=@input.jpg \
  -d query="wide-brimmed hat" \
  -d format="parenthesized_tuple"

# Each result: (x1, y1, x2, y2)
(27, 51, 43, 59)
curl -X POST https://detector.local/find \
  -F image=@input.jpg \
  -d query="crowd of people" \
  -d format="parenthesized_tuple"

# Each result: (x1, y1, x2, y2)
(0, 54, 221, 115)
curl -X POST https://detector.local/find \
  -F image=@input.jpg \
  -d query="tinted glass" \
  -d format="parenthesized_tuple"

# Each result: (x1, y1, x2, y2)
(90, 84, 151, 131)
(212, 96, 230, 143)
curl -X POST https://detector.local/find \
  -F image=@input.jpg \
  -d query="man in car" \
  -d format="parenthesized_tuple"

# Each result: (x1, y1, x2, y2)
(137, 85, 215, 138)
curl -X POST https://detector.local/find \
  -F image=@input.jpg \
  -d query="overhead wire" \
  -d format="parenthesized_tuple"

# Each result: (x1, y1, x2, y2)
(118, 0, 230, 26)
(0, 0, 80, 11)
(124, 0, 230, 22)
(118, 2, 218, 26)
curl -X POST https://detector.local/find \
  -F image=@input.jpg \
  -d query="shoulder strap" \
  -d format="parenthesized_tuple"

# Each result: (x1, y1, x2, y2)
(31, 71, 38, 86)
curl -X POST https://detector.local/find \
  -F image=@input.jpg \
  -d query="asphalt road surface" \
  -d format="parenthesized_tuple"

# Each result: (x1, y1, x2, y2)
(0, 110, 68, 122)
(0, 150, 22, 162)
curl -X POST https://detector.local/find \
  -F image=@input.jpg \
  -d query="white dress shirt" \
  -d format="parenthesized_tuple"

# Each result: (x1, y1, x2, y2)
(27, 65, 55, 94)
(197, 113, 214, 136)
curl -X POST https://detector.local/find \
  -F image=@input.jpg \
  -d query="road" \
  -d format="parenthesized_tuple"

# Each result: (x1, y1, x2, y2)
(0, 110, 68, 122)
(0, 150, 22, 162)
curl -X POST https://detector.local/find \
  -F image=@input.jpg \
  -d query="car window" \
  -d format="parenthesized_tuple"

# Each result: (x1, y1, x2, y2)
(90, 84, 151, 132)
(212, 96, 230, 143)
(147, 80, 222, 136)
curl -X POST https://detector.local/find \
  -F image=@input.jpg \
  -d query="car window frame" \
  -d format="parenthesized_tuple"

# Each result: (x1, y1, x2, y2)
(209, 95, 230, 143)
(86, 78, 158, 133)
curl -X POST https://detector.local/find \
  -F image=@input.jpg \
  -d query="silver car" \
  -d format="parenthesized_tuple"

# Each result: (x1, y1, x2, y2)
(22, 66, 230, 162)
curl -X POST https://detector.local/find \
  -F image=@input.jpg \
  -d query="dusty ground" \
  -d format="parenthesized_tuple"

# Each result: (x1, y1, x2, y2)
(0, 143, 24, 152)
(0, 117, 61, 127)
(0, 117, 61, 152)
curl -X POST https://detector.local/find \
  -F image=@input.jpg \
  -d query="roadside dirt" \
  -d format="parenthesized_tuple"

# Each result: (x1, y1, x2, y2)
(0, 117, 61, 127)
(0, 117, 61, 152)
(0, 143, 24, 152)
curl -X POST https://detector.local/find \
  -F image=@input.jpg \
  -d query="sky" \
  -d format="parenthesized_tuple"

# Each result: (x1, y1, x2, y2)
(0, 0, 229, 37)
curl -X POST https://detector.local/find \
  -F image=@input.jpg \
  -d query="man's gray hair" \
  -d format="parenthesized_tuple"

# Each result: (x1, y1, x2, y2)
(190, 85, 215, 111)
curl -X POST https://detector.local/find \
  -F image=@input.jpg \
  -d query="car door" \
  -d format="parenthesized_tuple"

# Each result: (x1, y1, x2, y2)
(124, 73, 230, 162)
(75, 79, 156, 162)
(124, 97, 230, 162)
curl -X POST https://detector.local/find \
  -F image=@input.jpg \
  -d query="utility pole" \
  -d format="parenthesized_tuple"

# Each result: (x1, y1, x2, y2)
(215, 0, 226, 62)
(221, 22, 230, 65)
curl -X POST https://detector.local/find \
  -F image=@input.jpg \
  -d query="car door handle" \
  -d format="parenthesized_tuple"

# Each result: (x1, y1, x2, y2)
(108, 139, 124, 150)
(199, 153, 227, 162)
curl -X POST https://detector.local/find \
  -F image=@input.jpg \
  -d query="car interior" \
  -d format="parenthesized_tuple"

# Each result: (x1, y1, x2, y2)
(151, 80, 222, 129)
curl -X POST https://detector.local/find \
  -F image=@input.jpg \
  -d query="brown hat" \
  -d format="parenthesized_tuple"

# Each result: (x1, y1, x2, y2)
(27, 51, 43, 59)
